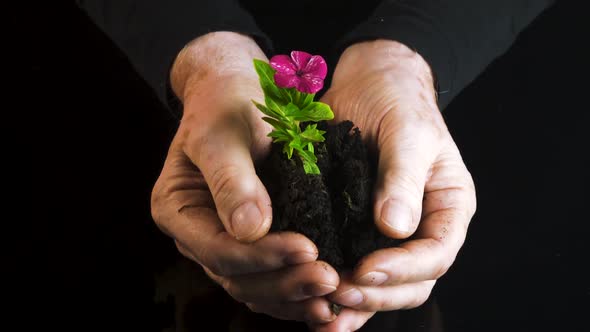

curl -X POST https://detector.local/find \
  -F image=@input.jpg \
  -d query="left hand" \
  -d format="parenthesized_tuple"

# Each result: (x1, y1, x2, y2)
(309, 40, 477, 331)
(152, 32, 339, 325)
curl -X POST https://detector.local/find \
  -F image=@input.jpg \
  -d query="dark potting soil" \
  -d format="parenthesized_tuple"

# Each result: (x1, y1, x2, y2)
(259, 121, 400, 270)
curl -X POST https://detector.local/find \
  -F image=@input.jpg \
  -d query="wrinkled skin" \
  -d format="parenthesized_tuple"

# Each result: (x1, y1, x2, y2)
(308, 40, 476, 331)
(150, 32, 476, 331)
(151, 32, 340, 325)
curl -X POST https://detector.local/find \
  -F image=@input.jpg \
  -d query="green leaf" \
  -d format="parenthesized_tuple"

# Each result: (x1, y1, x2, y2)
(271, 137, 290, 143)
(268, 129, 288, 138)
(302, 159, 320, 175)
(286, 128, 300, 137)
(268, 129, 290, 143)
(283, 143, 294, 158)
(300, 123, 326, 142)
(297, 145, 319, 174)
(300, 93, 315, 109)
(289, 89, 315, 109)
(265, 96, 286, 117)
(282, 103, 301, 118)
(272, 137, 290, 143)
(288, 135, 304, 150)
(252, 100, 276, 117)
(278, 87, 294, 104)
(292, 102, 334, 122)
(295, 147, 317, 163)
(253, 59, 327, 175)
(253, 59, 287, 105)
(281, 102, 332, 127)
(262, 117, 287, 130)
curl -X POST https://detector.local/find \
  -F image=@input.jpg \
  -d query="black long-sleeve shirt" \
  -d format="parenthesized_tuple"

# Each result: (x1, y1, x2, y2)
(77, 0, 554, 112)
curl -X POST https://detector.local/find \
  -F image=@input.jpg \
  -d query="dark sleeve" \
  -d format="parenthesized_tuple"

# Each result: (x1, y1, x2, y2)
(337, 0, 555, 109)
(76, 0, 272, 113)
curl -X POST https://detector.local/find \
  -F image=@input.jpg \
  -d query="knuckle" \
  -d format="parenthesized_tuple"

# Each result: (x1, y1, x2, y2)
(199, 249, 229, 277)
(183, 231, 237, 277)
(469, 195, 477, 220)
(174, 241, 190, 257)
(150, 180, 179, 238)
(176, 243, 199, 263)
(210, 263, 232, 277)
(246, 303, 263, 314)
(208, 164, 246, 204)
(464, 170, 478, 218)
(377, 296, 398, 311)
(397, 267, 413, 286)
(405, 292, 430, 309)
(382, 169, 423, 203)
(434, 259, 453, 279)
(427, 236, 446, 254)
(403, 282, 434, 310)
(427, 240, 455, 279)
(202, 266, 225, 285)
(183, 123, 211, 162)
(150, 181, 188, 232)
(223, 279, 246, 303)
(250, 250, 273, 273)
(387, 247, 413, 284)
(199, 234, 238, 277)
(150, 178, 166, 225)
(376, 297, 398, 311)
(179, 114, 204, 143)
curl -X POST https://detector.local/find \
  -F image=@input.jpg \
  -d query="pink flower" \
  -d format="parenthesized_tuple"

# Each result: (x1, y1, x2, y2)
(270, 51, 327, 94)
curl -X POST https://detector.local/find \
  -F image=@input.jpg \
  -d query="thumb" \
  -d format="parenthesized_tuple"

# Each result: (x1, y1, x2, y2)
(373, 116, 437, 239)
(183, 111, 272, 243)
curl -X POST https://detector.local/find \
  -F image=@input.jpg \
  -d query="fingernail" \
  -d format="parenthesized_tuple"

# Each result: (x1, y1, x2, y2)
(231, 202, 262, 240)
(381, 199, 412, 233)
(357, 271, 388, 286)
(303, 283, 337, 297)
(284, 251, 317, 265)
(333, 288, 364, 307)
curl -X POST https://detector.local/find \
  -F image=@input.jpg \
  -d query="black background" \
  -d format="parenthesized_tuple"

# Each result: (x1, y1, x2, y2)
(29, 1, 589, 331)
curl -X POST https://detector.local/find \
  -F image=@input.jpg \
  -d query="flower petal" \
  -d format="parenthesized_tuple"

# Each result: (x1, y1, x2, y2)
(300, 74, 325, 94)
(302, 55, 327, 80)
(290, 51, 313, 71)
(274, 72, 300, 89)
(270, 55, 297, 75)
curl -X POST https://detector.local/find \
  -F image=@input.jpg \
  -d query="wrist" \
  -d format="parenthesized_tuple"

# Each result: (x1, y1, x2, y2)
(170, 31, 267, 102)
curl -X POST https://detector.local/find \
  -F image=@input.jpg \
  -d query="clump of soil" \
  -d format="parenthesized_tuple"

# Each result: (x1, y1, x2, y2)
(259, 121, 399, 270)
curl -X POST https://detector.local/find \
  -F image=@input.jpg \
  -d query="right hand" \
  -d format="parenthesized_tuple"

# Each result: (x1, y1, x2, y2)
(150, 32, 339, 324)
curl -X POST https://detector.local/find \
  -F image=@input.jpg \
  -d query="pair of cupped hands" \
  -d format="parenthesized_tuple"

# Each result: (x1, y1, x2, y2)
(151, 32, 476, 332)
